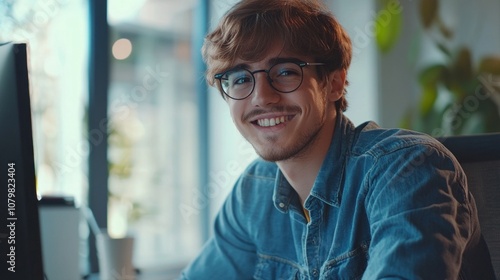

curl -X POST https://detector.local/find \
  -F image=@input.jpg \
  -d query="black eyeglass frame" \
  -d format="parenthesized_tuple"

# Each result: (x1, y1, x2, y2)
(214, 61, 325, 100)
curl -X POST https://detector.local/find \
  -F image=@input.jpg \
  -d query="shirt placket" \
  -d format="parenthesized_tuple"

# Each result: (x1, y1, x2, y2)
(304, 199, 322, 280)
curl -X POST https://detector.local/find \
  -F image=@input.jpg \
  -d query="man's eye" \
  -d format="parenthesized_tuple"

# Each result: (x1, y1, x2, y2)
(228, 72, 252, 86)
(278, 69, 298, 76)
(274, 68, 300, 78)
(233, 76, 252, 85)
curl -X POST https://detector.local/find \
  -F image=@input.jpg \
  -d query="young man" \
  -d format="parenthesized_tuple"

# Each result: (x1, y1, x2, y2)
(181, 0, 495, 279)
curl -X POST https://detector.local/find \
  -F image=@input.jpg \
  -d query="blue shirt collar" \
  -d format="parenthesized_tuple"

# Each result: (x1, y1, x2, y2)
(273, 113, 356, 211)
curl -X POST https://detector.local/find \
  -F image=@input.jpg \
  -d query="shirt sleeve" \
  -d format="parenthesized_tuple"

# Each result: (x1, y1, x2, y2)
(362, 143, 477, 280)
(179, 177, 258, 280)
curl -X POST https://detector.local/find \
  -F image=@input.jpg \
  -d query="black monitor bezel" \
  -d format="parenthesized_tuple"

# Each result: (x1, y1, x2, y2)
(0, 42, 44, 280)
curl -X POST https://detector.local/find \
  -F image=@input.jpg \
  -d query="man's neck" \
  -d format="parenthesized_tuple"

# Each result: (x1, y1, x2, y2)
(276, 120, 336, 205)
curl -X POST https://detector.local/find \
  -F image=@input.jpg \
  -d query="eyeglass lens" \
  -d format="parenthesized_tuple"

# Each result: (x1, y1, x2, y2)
(220, 62, 304, 100)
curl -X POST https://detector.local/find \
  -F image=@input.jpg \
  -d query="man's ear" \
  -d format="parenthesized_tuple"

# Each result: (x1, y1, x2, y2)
(326, 69, 346, 102)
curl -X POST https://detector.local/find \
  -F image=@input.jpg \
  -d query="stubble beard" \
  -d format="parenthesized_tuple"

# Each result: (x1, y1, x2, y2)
(251, 111, 326, 162)
(256, 127, 323, 162)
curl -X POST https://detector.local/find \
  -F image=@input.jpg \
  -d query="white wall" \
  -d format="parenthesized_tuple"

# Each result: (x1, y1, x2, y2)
(327, 0, 380, 126)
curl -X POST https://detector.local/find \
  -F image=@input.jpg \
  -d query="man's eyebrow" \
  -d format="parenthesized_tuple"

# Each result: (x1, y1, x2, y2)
(228, 57, 303, 71)
(268, 57, 303, 65)
(231, 63, 250, 70)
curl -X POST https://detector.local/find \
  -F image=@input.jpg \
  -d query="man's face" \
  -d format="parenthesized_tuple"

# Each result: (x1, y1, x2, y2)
(224, 44, 343, 162)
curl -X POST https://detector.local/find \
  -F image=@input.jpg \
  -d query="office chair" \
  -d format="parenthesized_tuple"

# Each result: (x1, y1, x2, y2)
(438, 133, 500, 279)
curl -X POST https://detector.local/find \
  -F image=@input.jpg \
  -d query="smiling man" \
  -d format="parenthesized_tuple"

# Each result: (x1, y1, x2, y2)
(179, 0, 495, 279)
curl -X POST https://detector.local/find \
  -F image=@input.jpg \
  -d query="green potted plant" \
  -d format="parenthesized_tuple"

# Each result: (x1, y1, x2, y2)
(376, 0, 500, 135)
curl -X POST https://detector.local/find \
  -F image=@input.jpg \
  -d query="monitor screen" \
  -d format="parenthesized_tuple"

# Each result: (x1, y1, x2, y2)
(0, 42, 44, 280)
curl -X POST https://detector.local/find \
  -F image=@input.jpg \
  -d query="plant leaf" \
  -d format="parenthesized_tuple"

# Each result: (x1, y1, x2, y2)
(437, 17, 453, 39)
(418, 65, 446, 117)
(483, 99, 500, 132)
(419, 0, 439, 29)
(478, 56, 500, 75)
(420, 84, 438, 116)
(375, 0, 403, 53)
(399, 109, 413, 129)
(436, 42, 452, 59)
(452, 47, 473, 82)
(419, 64, 446, 86)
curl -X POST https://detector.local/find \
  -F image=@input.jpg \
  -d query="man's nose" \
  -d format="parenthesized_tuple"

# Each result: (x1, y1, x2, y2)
(250, 73, 280, 106)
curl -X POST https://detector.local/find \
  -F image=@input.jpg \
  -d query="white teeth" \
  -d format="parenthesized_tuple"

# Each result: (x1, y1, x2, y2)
(257, 116, 287, 127)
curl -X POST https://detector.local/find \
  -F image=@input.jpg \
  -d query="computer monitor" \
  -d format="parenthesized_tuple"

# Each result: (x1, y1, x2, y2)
(0, 42, 45, 280)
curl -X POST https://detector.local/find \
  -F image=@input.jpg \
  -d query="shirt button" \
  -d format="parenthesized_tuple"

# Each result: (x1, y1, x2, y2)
(312, 269, 319, 276)
(279, 202, 285, 208)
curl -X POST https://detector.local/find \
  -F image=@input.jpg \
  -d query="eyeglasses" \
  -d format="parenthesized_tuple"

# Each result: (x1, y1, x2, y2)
(214, 61, 325, 100)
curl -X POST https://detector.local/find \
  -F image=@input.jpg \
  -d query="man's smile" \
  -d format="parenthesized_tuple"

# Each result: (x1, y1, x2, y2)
(244, 106, 302, 129)
(254, 115, 295, 127)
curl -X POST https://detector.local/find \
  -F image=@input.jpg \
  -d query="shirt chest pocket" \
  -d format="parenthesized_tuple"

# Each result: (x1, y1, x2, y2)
(253, 255, 300, 280)
(320, 243, 369, 280)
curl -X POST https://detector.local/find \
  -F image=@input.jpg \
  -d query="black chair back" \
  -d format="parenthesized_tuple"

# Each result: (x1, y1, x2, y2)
(439, 133, 500, 279)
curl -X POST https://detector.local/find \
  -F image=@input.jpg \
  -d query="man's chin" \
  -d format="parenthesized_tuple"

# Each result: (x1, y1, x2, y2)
(254, 147, 295, 162)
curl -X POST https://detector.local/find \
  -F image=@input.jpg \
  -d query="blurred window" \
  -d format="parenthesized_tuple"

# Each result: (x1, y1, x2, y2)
(0, 0, 89, 204)
(107, 0, 202, 268)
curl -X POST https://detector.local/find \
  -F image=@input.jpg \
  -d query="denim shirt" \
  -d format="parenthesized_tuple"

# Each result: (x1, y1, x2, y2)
(180, 114, 493, 280)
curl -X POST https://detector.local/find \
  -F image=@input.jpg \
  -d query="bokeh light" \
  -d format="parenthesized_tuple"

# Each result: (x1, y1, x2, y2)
(112, 38, 132, 60)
